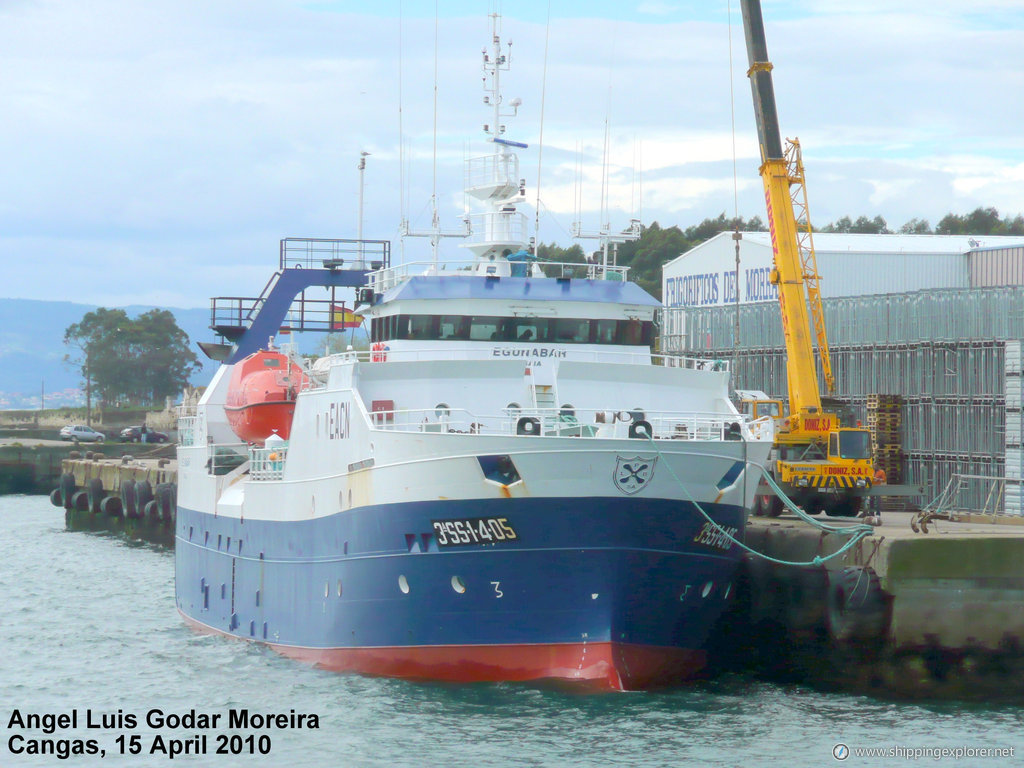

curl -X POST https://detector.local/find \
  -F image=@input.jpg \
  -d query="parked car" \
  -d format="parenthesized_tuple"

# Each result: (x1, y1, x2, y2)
(119, 426, 170, 444)
(60, 425, 106, 442)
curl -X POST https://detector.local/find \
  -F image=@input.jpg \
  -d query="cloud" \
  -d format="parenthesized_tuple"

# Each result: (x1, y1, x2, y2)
(0, 1, 1022, 308)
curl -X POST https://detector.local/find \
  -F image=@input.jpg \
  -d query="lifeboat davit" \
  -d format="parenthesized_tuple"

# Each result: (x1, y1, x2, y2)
(224, 349, 309, 444)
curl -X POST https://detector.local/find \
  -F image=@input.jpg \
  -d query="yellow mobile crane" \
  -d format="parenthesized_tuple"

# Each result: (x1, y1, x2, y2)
(739, 0, 874, 517)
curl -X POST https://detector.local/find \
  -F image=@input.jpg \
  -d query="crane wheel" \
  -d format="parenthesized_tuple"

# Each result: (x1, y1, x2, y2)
(755, 494, 784, 517)
(825, 497, 863, 517)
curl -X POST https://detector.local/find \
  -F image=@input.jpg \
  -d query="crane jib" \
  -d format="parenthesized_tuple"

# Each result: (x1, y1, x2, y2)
(740, 0, 784, 160)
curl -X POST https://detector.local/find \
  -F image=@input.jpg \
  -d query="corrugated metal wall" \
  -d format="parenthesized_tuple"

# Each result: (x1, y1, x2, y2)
(815, 251, 968, 298)
(971, 246, 1024, 287)
(662, 287, 1024, 512)
(669, 286, 1024, 351)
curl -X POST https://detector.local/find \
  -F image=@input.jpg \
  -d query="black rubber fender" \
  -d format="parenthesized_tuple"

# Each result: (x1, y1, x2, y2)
(826, 566, 890, 644)
(100, 495, 123, 516)
(49, 489, 63, 507)
(135, 480, 154, 514)
(144, 500, 160, 521)
(71, 489, 90, 512)
(87, 478, 105, 515)
(784, 565, 830, 633)
(60, 473, 76, 509)
(156, 483, 177, 523)
(122, 479, 139, 519)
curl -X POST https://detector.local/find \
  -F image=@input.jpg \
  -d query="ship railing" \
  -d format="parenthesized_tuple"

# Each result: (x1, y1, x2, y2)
(320, 347, 723, 371)
(655, 354, 730, 371)
(367, 406, 766, 442)
(464, 210, 531, 247)
(367, 260, 630, 293)
(464, 152, 520, 194)
(207, 443, 249, 477)
(249, 444, 288, 481)
(279, 237, 390, 272)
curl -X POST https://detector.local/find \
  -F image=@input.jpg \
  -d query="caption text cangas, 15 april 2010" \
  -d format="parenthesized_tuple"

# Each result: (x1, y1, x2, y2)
(5, 708, 320, 761)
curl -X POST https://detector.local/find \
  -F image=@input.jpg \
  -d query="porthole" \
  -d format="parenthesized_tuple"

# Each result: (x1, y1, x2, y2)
(701, 581, 713, 599)
(505, 402, 522, 417)
(723, 583, 732, 600)
(337, 579, 343, 597)
(451, 576, 466, 594)
(434, 403, 451, 418)
(398, 574, 410, 594)
(324, 581, 329, 598)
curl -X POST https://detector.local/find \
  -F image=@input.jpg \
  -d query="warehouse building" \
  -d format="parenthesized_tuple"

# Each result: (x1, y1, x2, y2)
(660, 233, 1024, 513)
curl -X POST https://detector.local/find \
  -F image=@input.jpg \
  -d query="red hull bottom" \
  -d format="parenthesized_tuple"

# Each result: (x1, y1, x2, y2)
(180, 612, 706, 691)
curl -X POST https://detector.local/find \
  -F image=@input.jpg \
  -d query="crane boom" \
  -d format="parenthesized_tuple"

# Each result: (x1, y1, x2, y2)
(738, 0, 875, 518)
(740, 0, 823, 422)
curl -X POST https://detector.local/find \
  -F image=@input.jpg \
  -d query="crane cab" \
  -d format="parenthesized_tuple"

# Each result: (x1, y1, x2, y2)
(735, 389, 783, 422)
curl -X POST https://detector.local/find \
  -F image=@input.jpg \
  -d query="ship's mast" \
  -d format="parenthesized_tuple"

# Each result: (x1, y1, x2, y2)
(460, 12, 531, 270)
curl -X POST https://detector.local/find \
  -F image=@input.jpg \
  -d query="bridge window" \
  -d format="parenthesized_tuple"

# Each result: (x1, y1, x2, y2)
(372, 314, 654, 346)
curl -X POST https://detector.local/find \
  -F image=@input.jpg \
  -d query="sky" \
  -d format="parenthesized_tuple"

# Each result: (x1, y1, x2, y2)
(2, 0, 1023, 310)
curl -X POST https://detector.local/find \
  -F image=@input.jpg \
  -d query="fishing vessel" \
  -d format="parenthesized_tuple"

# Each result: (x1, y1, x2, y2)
(175, 14, 773, 690)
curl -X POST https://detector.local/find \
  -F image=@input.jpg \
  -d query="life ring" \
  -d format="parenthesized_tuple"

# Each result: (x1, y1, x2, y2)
(826, 566, 889, 644)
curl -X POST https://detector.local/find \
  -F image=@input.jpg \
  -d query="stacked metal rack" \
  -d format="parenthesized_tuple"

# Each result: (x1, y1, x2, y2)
(662, 286, 1024, 512)
(1006, 340, 1023, 514)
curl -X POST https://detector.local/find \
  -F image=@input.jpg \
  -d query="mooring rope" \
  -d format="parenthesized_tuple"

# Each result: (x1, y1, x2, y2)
(643, 433, 875, 567)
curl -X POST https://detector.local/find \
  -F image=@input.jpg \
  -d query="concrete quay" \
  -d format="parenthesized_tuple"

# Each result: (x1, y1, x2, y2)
(710, 511, 1024, 701)
(51, 453, 178, 546)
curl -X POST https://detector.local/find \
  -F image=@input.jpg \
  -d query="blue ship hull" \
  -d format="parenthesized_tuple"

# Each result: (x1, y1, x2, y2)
(175, 496, 745, 689)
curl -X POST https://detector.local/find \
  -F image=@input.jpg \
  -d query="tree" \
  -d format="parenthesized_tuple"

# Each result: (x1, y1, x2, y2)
(821, 215, 889, 234)
(899, 218, 932, 234)
(936, 207, 1007, 235)
(65, 309, 202, 407)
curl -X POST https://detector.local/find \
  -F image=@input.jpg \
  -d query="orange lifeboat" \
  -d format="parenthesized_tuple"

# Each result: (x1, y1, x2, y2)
(224, 349, 309, 444)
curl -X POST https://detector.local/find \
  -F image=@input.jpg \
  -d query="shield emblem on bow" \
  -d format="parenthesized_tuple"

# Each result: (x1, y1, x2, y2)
(612, 455, 658, 495)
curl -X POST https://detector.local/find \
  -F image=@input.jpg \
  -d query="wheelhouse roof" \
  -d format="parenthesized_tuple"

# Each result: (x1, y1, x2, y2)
(378, 275, 661, 308)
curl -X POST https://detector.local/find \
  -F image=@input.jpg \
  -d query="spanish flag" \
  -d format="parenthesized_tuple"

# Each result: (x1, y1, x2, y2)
(331, 304, 363, 330)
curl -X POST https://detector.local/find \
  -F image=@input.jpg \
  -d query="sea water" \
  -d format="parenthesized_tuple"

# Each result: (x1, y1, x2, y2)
(1, 495, 1021, 768)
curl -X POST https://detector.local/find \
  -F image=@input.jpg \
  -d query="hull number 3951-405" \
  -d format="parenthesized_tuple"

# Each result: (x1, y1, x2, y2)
(432, 517, 518, 547)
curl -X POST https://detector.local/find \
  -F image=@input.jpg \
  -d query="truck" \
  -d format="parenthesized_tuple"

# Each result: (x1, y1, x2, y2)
(739, 0, 875, 517)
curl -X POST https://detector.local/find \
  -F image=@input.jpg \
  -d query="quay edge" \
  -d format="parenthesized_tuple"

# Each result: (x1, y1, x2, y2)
(708, 511, 1024, 701)
(50, 453, 178, 546)
(0, 443, 70, 494)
